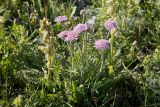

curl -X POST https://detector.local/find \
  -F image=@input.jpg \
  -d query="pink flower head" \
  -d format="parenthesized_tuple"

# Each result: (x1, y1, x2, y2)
(57, 31, 68, 39)
(64, 31, 78, 42)
(104, 19, 117, 30)
(73, 24, 89, 34)
(54, 16, 68, 23)
(94, 39, 110, 50)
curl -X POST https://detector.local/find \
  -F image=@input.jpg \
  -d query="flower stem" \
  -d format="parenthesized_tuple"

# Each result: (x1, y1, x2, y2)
(109, 30, 114, 74)
(100, 51, 104, 73)
(68, 42, 73, 79)
(110, 32, 114, 64)
(47, 39, 52, 80)
(81, 33, 87, 82)
(95, 51, 104, 83)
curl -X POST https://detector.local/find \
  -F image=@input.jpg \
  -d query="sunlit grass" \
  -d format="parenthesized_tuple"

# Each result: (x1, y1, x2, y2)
(0, 0, 160, 107)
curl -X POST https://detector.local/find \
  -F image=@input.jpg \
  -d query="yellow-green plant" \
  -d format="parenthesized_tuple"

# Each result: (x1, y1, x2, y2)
(39, 18, 54, 80)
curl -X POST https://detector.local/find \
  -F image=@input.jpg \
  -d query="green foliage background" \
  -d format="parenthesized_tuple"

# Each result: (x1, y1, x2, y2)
(0, 0, 160, 107)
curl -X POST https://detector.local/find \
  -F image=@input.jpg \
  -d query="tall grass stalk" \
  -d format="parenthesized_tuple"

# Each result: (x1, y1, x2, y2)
(109, 29, 115, 74)
(94, 50, 104, 83)
(100, 50, 104, 74)
(68, 42, 74, 79)
(81, 33, 87, 79)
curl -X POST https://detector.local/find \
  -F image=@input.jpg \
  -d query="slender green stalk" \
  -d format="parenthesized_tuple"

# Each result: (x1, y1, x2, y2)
(109, 30, 114, 74)
(80, 33, 88, 83)
(70, 42, 74, 70)
(82, 34, 87, 69)
(85, 33, 88, 57)
(99, 51, 104, 73)
(68, 42, 74, 97)
(47, 36, 53, 80)
(102, 0, 105, 7)
(110, 31, 114, 65)
(95, 51, 104, 83)
(68, 42, 73, 80)
(47, 55, 51, 80)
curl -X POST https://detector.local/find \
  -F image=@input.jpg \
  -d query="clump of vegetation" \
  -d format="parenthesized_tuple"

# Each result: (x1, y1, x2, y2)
(0, 0, 160, 107)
